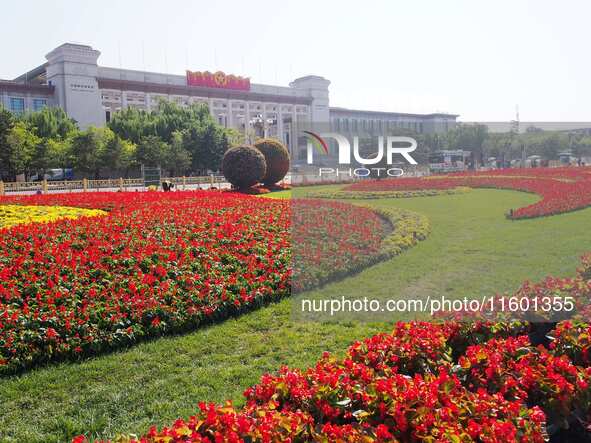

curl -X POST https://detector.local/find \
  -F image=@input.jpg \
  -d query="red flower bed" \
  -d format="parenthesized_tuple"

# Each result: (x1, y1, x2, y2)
(0, 192, 290, 374)
(291, 199, 391, 291)
(76, 322, 559, 443)
(0, 191, 398, 374)
(73, 255, 591, 443)
(74, 321, 591, 442)
(344, 167, 591, 219)
(459, 336, 591, 428)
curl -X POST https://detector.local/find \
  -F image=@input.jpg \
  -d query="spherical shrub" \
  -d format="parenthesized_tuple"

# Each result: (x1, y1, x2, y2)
(222, 145, 267, 189)
(253, 138, 290, 185)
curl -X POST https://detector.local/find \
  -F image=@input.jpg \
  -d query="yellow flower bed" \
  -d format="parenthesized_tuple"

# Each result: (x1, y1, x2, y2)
(0, 205, 107, 229)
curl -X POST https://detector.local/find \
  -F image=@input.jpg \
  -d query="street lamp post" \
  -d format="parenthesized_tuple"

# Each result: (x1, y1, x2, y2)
(248, 114, 275, 142)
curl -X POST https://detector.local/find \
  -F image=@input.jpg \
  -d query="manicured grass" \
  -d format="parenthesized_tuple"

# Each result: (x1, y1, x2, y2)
(1, 186, 591, 442)
(0, 303, 384, 443)
(293, 188, 591, 322)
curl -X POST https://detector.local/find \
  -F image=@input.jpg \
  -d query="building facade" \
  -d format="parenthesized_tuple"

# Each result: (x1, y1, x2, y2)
(2, 43, 458, 160)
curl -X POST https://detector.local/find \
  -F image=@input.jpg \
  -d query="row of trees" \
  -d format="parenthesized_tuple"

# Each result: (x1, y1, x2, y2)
(3, 102, 591, 181)
(0, 101, 237, 181)
(419, 124, 591, 166)
(355, 123, 591, 169)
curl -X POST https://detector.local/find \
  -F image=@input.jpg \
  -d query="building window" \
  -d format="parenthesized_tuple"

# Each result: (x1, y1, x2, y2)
(9, 97, 25, 114)
(105, 110, 111, 123)
(33, 98, 47, 111)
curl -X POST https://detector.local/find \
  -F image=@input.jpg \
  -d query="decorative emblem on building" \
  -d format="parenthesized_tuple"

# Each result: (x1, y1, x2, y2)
(214, 71, 227, 87)
(186, 70, 250, 91)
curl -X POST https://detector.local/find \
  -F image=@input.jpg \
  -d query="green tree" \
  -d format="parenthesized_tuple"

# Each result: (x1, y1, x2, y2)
(68, 127, 136, 179)
(519, 131, 569, 160)
(572, 135, 591, 159)
(136, 135, 169, 168)
(46, 138, 74, 171)
(71, 127, 108, 179)
(21, 107, 77, 140)
(29, 138, 52, 174)
(182, 122, 229, 173)
(108, 107, 156, 145)
(482, 133, 517, 164)
(226, 127, 245, 147)
(0, 108, 16, 180)
(539, 134, 565, 159)
(101, 132, 137, 175)
(17, 108, 79, 177)
(109, 100, 231, 173)
(152, 101, 212, 142)
(447, 124, 489, 166)
(4, 121, 40, 179)
(164, 131, 192, 176)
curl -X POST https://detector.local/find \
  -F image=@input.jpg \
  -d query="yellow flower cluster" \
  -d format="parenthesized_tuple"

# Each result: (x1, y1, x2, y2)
(0, 205, 107, 229)
(370, 206, 431, 256)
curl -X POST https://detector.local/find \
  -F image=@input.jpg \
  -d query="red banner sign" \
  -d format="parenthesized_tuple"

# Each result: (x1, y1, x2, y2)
(186, 70, 250, 91)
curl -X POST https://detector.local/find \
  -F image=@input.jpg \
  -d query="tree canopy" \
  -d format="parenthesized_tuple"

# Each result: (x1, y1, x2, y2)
(108, 100, 230, 174)
(0, 100, 233, 180)
(3, 98, 591, 182)
(21, 107, 77, 141)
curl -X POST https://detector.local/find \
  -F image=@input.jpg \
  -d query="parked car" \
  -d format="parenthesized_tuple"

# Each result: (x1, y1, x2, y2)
(30, 168, 74, 182)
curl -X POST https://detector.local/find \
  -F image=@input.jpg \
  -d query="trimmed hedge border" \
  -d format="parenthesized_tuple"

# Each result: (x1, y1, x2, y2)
(373, 205, 431, 256)
(305, 187, 471, 200)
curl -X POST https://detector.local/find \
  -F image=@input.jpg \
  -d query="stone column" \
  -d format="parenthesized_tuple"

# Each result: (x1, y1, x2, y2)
(277, 106, 284, 144)
(208, 98, 215, 117)
(26, 93, 33, 113)
(262, 104, 268, 138)
(244, 102, 250, 141)
(291, 108, 298, 158)
(227, 101, 233, 128)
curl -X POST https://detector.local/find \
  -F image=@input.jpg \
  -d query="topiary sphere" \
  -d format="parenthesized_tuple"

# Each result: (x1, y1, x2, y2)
(222, 145, 267, 189)
(253, 138, 290, 185)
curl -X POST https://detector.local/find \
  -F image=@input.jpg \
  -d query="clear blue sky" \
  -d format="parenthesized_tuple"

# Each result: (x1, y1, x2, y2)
(1, 0, 589, 121)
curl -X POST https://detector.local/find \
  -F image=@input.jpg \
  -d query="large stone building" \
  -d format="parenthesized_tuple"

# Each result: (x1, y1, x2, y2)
(1, 43, 458, 160)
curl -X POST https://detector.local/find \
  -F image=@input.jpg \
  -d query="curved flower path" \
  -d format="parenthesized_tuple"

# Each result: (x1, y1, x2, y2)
(345, 166, 591, 219)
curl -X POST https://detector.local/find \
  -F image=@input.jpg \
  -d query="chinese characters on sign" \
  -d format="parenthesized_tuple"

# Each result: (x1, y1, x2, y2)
(186, 70, 250, 91)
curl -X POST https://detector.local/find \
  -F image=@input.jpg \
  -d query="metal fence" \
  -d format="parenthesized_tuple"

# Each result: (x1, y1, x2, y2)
(0, 175, 231, 195)
(0, 170, 423, 195)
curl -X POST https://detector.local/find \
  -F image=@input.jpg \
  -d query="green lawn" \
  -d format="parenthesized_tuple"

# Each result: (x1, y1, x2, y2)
(2, 187, 591, 442)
